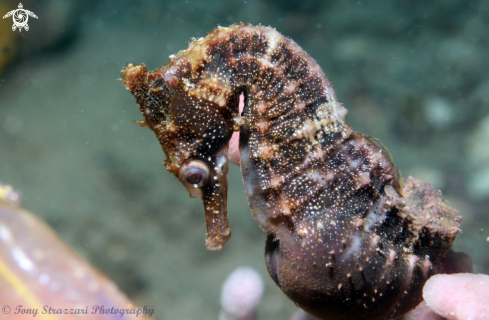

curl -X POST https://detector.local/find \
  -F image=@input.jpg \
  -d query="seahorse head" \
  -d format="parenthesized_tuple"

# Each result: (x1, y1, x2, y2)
(122, 58, 237, 250)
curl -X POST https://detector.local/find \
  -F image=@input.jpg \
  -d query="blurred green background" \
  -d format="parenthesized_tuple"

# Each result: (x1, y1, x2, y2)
(1, 0, 488, 319)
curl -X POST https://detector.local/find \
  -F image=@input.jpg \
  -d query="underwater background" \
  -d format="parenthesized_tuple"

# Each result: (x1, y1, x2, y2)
(1, 0, 488, 319)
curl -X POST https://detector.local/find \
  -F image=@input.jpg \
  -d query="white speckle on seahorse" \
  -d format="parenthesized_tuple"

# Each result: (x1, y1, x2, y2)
(342, 236, 362, 262)
(364, 196, 387, 232)
(266, 28, 281, 55)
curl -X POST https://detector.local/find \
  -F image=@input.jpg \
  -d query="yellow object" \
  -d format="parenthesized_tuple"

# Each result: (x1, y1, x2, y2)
(0, 184, 19, 203)
(0, 258, 57, 320)
(0, 184, 13, 200)
(0, 1, 19, 74)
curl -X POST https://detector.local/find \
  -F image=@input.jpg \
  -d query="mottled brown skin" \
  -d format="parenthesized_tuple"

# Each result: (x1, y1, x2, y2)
(121, 24, 461, 320)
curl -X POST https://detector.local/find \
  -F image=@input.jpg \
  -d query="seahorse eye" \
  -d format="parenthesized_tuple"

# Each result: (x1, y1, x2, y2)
(187, 172, 201, 184)
(179, 160, 209, 188)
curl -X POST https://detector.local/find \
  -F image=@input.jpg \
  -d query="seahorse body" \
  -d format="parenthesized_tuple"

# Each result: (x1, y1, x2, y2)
(122, 24, 460, 320)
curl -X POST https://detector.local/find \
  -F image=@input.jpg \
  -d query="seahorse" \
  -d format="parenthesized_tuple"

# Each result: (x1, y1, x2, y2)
(121, 24, 461, 320)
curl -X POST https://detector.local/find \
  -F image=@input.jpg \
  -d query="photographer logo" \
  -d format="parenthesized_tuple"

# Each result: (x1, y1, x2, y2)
(2, 3, 38, 32)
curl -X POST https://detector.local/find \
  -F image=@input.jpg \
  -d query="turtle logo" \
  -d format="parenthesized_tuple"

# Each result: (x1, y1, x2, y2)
(2, 3, 38, 32)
